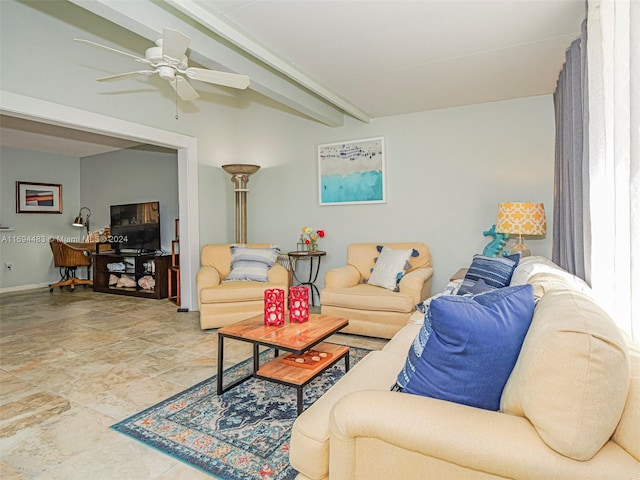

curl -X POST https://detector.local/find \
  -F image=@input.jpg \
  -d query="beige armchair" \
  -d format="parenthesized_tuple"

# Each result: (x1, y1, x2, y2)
(196, 243, 289, 330)
(320, 242, 433, 339)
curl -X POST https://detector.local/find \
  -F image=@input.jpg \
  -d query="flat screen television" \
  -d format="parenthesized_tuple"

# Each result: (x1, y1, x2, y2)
(110, 201, 160, 253)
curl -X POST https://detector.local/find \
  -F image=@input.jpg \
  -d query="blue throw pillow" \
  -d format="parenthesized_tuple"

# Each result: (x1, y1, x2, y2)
(394, 307, 434, 390)
(467, 278, 495, 295)
(403, 284, 535, 411)
(457, 254, 519, 295)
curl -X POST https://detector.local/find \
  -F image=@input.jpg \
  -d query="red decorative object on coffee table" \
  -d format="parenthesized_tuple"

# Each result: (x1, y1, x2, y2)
(264, 288, 285, 326)
(289, 286, 309, 323)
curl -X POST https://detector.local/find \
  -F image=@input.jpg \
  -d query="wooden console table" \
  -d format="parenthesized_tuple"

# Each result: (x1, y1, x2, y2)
(93, 252, 170, 299)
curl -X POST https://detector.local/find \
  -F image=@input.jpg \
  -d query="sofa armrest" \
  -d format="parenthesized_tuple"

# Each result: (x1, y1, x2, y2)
(196, 265, 221, 291)
(267, 263, 289, 284)
(398, 266, 433, 303)
(329, 390, 629, 480)
(324, 265, 362, 289)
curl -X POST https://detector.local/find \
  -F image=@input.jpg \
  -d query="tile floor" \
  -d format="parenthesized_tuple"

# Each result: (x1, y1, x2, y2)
(0, 288, 387, 479)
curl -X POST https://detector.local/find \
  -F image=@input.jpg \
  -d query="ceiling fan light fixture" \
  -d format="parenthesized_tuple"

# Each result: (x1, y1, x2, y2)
(75, 28, 251, 103)
(157, 65, 176, 81)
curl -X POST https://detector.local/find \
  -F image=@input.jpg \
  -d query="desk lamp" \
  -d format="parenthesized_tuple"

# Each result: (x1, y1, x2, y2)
(495, 202, 546, 257)
(72, 207, 91, 235)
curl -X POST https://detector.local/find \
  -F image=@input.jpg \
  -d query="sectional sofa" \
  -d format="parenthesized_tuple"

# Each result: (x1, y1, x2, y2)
(289, 256, 640, 480)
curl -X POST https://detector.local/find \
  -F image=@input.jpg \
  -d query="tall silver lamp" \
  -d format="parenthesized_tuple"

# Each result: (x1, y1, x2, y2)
(222, 164, 260, 244)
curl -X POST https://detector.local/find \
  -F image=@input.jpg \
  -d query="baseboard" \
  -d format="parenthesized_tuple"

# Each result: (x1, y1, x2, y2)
(0, 283, 49, 294)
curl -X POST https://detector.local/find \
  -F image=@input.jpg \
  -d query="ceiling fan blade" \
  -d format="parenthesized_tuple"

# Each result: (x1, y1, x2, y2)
(162, 28, 190, 62)
(74, 38, 152, 65)
(185, 68, 250, 90)
(171, 76, 200, 101)
(97, 71, 156, 82)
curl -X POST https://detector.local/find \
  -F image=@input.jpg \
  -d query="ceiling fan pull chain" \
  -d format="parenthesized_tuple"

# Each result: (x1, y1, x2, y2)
(175, 81, 179, 120)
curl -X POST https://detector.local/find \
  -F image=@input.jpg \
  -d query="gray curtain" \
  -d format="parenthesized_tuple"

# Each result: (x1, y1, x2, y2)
(552, 20, 589, 279)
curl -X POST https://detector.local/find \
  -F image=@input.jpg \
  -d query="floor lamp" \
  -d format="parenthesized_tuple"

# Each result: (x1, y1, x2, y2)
(222, 164, 260, 244)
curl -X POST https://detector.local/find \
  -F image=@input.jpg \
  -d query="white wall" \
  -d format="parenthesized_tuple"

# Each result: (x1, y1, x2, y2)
(80, 146, 179, 252)
(239, 93, 555, 292)
(0, 147, 82, 289)
(0, 0, 557, 300)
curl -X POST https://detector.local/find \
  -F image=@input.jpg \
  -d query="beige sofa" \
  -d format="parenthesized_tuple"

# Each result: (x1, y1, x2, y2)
(320, 242, 433, 339)
(196, 243, 289, 330)
(290, 257, 640, 480)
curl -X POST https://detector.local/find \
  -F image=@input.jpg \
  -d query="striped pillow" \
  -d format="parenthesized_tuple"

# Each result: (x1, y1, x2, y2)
(458, 254, 519, 295)
(225, 246, 279, 282)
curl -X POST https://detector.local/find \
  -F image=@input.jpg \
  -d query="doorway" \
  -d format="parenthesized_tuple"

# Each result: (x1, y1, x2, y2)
(0, 90, 199, 309)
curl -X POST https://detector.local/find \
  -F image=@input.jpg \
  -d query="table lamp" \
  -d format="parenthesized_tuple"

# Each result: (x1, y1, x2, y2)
(72, 207, 91, 235)
(495, 202, 546, 257)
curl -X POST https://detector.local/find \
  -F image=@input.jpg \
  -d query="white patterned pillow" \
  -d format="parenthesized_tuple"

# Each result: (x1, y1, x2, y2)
(368, 246, 413, 291)
(225, 246, 279, 282)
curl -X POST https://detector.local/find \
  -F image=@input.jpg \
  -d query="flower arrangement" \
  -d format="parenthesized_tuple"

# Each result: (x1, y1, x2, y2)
(298, 227, 326, 251)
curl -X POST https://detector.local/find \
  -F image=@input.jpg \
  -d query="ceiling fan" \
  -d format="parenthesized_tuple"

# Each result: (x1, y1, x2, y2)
(75, 28, 250, 101)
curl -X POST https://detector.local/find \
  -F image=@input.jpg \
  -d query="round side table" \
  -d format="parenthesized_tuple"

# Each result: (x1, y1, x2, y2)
(287, 250, 326, 306)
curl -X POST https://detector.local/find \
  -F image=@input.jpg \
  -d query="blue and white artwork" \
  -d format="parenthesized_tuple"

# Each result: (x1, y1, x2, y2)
(318, 137, 385, 205)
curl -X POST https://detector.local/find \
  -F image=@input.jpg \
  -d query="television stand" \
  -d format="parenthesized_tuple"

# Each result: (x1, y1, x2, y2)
(93, 252, 170, 299)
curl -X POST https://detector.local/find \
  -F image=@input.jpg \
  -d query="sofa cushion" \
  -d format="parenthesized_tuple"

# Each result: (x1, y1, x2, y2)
(368, 246, 413, 291)
(457, 254, 519, 295)
(500, 287, 630, 461)
(225, 246, 279, 282)
(510, 255, 591, 293)
(290, 350, 406, 480)
(200, 280, 277, 303)
(613, 333, 640, 462)
(403, 285, 535, 411)
(381, 323, 422, 357)
(321, 284, 416, 313)
(527, 271, 595, 301)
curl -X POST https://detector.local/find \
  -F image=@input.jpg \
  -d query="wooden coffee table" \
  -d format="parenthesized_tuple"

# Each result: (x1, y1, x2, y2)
(216, 313, 350, 414)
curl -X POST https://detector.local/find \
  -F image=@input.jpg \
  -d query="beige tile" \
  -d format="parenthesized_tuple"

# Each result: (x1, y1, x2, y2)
(0, 370, 41, 403)
(87, 375, 186, 419)
(0, 460, 28, 480)
(0, 287, 386, 480)
(155, 355, 218, 388)
(157, 461, 217, 479)
(0, 392, 71, 438)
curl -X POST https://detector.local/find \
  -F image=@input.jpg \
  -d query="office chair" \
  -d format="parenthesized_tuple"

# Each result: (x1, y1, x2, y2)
(48, 238, 93, 292)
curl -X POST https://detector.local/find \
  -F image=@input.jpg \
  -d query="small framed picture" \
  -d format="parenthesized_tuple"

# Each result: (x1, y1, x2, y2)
(16, 181, 62, 214)
(318, 137, 386, 205)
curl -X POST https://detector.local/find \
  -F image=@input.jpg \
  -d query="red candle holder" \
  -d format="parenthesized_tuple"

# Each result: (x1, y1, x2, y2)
(289, 286, 309, 323)
(264, 288, 285, 326)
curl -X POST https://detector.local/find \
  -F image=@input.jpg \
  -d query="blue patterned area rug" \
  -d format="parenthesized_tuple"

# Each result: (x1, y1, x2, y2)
(111, 346, 370, 480)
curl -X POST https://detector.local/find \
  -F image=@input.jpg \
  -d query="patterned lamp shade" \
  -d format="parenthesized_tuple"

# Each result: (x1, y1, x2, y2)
(495, 202, 547, 235)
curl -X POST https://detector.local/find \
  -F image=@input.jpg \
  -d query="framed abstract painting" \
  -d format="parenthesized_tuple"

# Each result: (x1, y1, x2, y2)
(16, 181, 62, 213)
(318, 137, 385, 205)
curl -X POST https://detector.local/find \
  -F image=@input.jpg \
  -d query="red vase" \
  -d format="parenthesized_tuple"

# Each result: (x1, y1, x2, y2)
(289, 286, 309, 323)
(264, 288, 285, 326)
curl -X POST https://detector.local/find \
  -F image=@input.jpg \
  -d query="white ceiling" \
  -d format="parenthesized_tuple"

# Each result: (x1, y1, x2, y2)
(0, 115, 142, 157)
(197, 0, 585, 118)
(1, 0, 585, 156)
